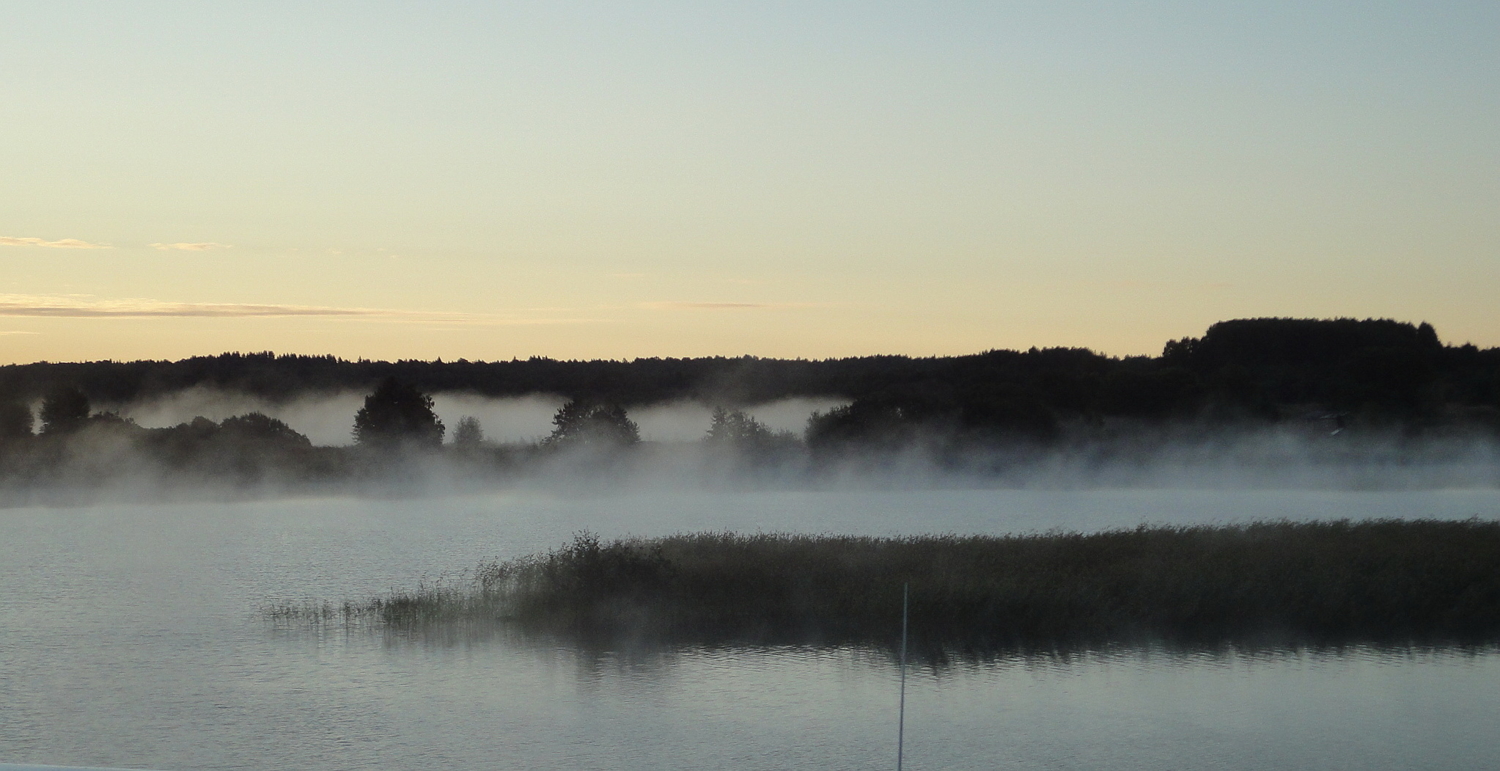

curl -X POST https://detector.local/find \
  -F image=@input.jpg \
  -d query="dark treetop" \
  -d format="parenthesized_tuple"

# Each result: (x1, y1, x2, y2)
(1, 318, 1497, 442)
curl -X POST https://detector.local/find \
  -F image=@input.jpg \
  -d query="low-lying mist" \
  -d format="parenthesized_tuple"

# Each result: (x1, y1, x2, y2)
(106, 387, 567, 446)
(104, 387, 843, 446)
(2, 385, 1498, 506)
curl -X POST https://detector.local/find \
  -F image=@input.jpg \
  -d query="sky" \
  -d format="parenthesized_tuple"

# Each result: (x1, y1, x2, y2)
(2, 1, 1496, 364)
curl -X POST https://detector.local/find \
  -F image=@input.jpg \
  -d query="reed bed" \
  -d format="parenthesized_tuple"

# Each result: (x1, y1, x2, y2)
(274, 519, 1500, 650)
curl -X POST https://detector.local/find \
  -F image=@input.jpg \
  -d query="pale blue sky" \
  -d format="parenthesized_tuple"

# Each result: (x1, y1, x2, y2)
(2, 2, 1496, 362)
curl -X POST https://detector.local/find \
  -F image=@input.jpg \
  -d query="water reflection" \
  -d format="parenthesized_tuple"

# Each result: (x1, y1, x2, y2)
(268, 615, 1500, 675)
(254, 622, 1500, 771)
(7, 491, 1500, 770)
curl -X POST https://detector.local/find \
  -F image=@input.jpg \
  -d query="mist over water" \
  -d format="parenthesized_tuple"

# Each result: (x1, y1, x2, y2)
(2, 490, 1499, 770)
(106, 389, 845, 447)
(5, 390, 1500, 769)
(109, 388, 565, 446)
(1, 385, 1493, 509)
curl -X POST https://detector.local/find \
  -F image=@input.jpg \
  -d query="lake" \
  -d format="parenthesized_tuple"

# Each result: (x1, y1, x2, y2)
(3, 487, 1499, 770)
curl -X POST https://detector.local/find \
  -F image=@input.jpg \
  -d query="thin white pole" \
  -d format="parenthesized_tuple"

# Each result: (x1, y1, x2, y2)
(897, 582, 908, 771)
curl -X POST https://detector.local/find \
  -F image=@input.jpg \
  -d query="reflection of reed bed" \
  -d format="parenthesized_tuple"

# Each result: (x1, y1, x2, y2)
(269, 519, 1500, 650)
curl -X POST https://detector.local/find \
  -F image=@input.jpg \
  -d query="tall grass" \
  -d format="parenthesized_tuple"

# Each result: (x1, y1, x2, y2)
(280, 519, 1500, 651)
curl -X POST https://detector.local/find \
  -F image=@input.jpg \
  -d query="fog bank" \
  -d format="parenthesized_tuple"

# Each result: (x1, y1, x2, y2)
(105, 388, 844, 446)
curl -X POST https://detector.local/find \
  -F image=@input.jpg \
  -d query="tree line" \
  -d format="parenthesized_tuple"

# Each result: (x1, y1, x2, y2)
(0, 375, 650, 490)
(2, 317, 1498, 456)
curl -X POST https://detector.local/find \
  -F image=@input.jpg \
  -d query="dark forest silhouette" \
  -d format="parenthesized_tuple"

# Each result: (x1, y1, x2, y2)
(1, 317, 1498, 493)
(353, 376, 446, 449)
(2, 318, 1494, 429)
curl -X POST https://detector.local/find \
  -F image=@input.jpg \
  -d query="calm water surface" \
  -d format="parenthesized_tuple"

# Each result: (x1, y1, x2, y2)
(2, 487, 1499, 770)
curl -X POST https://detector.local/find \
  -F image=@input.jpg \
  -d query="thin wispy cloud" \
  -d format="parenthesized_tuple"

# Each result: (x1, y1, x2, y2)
(0, 294, 601, 325)
(0, 330, 41, 335)
(0, 295, 375, 319)
(643, 301, 808, 310)
(149, 242, 232, 251)
(1073, 280, 1234, 291)
(0, 236, 111, 249)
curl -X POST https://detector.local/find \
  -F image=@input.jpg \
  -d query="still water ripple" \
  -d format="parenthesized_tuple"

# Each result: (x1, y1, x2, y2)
(3, 489, 1499, 770)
